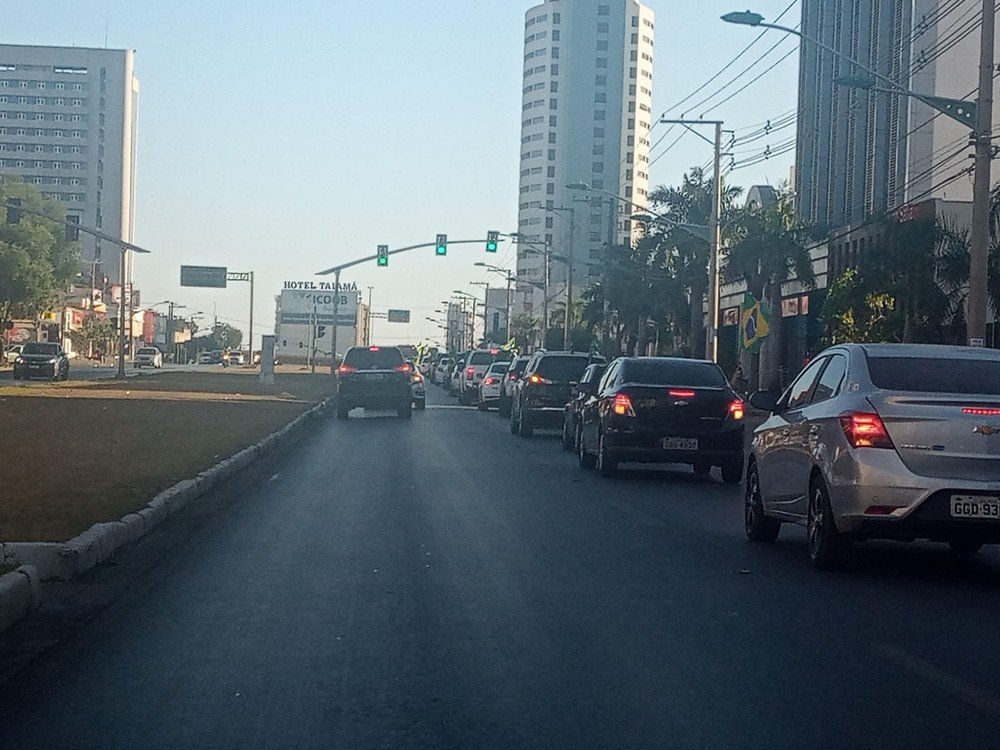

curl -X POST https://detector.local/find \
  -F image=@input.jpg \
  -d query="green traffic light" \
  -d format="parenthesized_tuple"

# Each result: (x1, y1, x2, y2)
(377, 255, 388, 267)
(486, 241, 498, 252)
(436, 245, 447, 256)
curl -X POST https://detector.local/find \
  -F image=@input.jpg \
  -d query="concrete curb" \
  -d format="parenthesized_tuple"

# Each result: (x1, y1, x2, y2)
(0, 397, 330, 631)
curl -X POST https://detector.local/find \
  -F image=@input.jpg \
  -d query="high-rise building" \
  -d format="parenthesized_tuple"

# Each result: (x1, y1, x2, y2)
(515, 0, 654, 322)
(0, 44, 139, 280)
(795, 0, 996, 229)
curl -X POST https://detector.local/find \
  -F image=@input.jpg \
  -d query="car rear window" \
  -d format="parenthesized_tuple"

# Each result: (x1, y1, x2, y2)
(622, 359, 727, 388)
(510, 358, 529, 375)
(534, 355, 594, 381)
(470, 352, 494, 365)
(139, 348, 158, 355)
(488, 363, 509, 374)
(22, 343, 59, 355)
(867, 356, 1000, 395)
(343, 347, 404, 369)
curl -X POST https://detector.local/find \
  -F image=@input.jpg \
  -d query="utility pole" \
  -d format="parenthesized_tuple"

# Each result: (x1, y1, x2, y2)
(968, 0, 995, 347)
(248, 271, 254, 358)
(166, 302, 174, 363)
(708, 121, 723, 362)
(367, 287, 373, 345)
(330, 268, 341, 374)
(564, 207, 575, 350)
(542, 251, 550, 348)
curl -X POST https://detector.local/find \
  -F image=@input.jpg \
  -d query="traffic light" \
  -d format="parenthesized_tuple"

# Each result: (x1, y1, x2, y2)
(377, 244, 389, 267)
(486, 230, 499, 253)
(5, 198, 22, 225)
(435, 233, 447, 256)
(316, 325, 327, 339)
(66, 214, 80, 241)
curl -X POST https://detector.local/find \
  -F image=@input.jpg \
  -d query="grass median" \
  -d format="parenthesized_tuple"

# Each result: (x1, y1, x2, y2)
(0, 368, 335, 543)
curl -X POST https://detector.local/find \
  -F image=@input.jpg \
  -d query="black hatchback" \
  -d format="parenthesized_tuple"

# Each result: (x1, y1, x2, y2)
(12, 342, 70, 381)
(336, 346, 413, 419)
(578, 357, 745, 482)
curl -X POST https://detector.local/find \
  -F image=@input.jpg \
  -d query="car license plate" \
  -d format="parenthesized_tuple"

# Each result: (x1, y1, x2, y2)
(663, 437, 698, 451)
(28, 364, 40, 369)
(951, 495, 1000, 519)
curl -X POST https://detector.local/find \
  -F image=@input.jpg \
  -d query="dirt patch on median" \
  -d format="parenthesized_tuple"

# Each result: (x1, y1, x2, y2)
(0, 371, 335, 542)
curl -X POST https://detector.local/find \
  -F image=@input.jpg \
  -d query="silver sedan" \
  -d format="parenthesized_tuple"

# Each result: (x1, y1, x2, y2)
(745, 343, 1000, 568)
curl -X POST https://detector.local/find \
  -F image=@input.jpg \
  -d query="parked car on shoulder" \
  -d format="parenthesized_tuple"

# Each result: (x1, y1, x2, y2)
(478, 361, 510, 411)
(228, 350, 246, 366)
(562, 362, 606, 451)
(198, 352, 213, 365)
(511, 351, 604, 437)
(577, 357, 744, 482)
(745, 343, 1000, 568)
(135, 347, 163, 368)
(12, 342, 70, 381)
(498, 355, 530, 417)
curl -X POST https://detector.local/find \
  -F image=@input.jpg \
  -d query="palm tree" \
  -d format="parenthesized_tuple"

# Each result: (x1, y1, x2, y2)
(724, 191, 815, 390)
(647, 167, 743, 357)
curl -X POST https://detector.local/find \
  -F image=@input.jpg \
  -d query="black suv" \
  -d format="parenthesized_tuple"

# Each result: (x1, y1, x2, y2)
(561, 362, 606, 451)
(510, 351, 605, 437)
(336, 346, 413, 419)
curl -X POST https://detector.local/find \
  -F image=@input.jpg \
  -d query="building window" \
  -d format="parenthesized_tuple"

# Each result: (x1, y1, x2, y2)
(547, 166, 556, 178)
(598, 5, 610, 15)
(549, 98, 558, 110)
(598, 22, 609, 33)
(597, 40, 608, 50)
(553, 12, 560, 23)
(592, 179, 604, 190)
(34, 145, 43, 153)
(545, 217, 554, 228)
(54, 114, 63, 121)
(548, 132, 556, 143)
(34, 97, 44, 105)
(551, 64, 559, 75)
(551, 47, 559, 59)
(593, 162, 604, 173)
(548, 149, 556, 161)
(593, 144, 605, 155)
(594, 110, 605, 121)
(549, 115, 557, 127)
(53, 145, 63, 153)
(632, 17, 639, 27)
(593, 127, 605, 137)
(595, 75, 607, 86)
(55, 82, 64, 90)
(550, 81, 558, 93)
(596, 58, 608, 68)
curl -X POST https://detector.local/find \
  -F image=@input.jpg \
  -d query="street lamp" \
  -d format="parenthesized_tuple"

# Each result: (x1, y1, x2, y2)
(476, 262, 516, 342)
(723, 7, 991, 346)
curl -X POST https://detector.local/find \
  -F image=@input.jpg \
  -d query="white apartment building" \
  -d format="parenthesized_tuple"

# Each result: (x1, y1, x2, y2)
(516, 0, 654, 322)
(0, 45, 139, 282)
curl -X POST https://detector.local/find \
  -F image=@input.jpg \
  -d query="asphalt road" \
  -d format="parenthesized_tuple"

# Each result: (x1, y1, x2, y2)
(3, 385, 1000, 748)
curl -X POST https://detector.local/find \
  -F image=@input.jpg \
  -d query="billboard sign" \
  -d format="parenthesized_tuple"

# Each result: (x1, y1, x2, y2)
(387, 309, 410, 323)
(180, 265, 228, 288)
(278, 289, 359, 326)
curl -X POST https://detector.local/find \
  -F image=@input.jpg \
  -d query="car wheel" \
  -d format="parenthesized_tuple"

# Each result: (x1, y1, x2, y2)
(693, 462, 711, 476)
(745, 461, 780, 543)
(415, 399, 426, 411)
(336, 405, 350, 419)
(948, 540, 983, 556)
(721, 460, 743, 485)
(561, 418, 575, 451)
(509, 404, 519, 434)
(477, 400, 487, 411)
(807, 477, 847, 569)
(578, 430, 595, 469)
(596, 431, 618, 478)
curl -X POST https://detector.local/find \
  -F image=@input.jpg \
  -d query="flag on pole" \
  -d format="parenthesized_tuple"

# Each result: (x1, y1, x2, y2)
(741, 293, 771, 352)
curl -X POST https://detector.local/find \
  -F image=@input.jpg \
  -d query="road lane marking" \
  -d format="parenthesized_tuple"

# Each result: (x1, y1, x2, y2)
(426, 404, 475, 410)
(877, 644, 1000, 719)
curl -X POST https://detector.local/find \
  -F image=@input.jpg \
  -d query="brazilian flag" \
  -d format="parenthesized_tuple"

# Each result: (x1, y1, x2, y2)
(741, 293, 771, 352)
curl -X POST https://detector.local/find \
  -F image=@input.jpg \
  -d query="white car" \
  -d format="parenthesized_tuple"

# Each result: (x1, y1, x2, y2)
(4, 344, 24, 365)
(434, 358, 453, 386)
(135, 347, 163, 368)
(477, 361, 510, 411)
(458, 348, 511, 405)
(228, 350, 246, 365)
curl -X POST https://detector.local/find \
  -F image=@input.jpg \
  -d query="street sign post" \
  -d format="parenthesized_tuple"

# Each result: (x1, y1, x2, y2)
(387, 309, 411, 323)
(180, 265, 228, 288)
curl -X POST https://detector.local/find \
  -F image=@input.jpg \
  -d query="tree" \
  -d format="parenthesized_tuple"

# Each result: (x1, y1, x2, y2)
(821, 269, 898, 345)
(510, 312, 540, 351)
(724, 190, 815, 390)
(647, 167, 743, 358)
(68, 314, 116, 358)
(208, 322, 243, 351)
(0, 177, 81, 326)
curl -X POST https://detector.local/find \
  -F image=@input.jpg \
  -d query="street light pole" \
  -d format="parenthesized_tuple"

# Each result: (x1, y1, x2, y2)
(709, 121, 723, 361)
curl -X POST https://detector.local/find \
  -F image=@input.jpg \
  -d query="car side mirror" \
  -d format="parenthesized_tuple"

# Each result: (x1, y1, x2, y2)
(748, 390, 779, 413)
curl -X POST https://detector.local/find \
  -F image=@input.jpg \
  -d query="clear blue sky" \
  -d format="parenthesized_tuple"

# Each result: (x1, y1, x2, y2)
(12, 0, 799, 348)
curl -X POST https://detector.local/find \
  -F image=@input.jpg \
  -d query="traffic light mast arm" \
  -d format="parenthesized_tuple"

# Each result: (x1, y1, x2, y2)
(4, 198, 152, 254)
(316, 239, 490, 276)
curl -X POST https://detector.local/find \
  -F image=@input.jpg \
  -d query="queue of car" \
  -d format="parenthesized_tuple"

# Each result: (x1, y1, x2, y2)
(424, 342, 1000, 569)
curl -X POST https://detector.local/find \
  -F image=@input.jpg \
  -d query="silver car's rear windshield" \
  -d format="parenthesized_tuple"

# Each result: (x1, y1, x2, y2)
(868, 357, 1000, 395)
